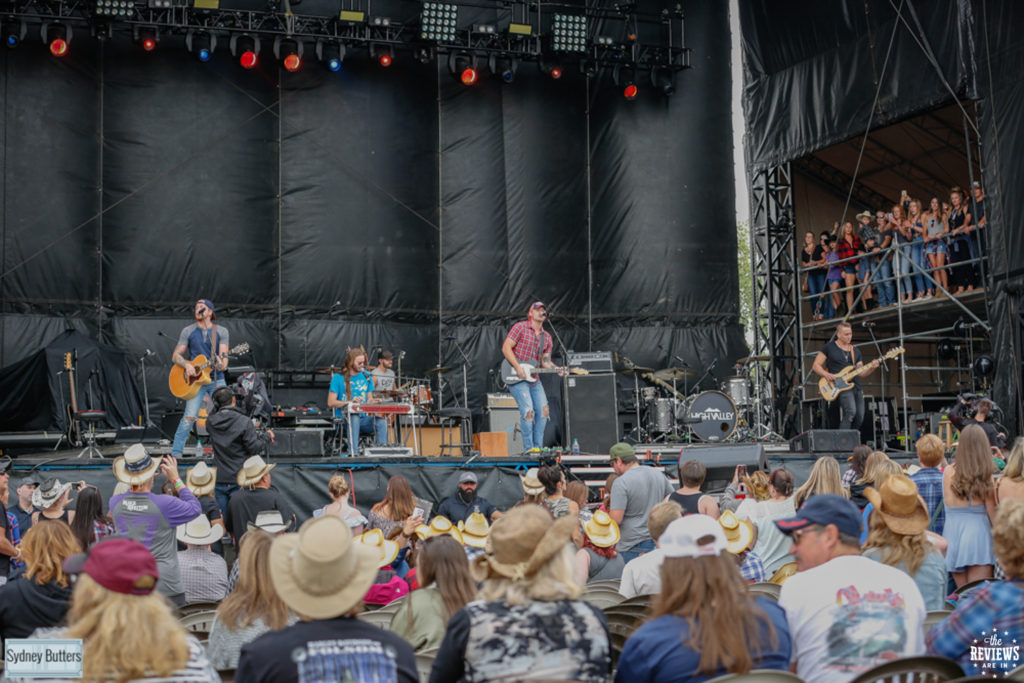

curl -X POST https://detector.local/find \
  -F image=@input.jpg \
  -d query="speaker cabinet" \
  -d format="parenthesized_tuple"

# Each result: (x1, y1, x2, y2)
(563, 374, 619, 454)
(789, 429, 861, 453)
(485, 408, 523, 457)
(267, 429, 324, 457)
(675, 443, 767, 491)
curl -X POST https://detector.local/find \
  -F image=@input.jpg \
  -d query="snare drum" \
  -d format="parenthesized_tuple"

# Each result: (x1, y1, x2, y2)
(721, 376, 750, 407)
(414, 385, 433, 405)
(648, 398, 677, 433)
(681, 390, 738, 442)
(640, 387, 657, 402)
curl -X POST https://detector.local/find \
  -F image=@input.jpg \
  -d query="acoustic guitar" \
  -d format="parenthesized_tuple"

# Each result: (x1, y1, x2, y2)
(501, 359, 588, 386)
(168, 343, 249, 400)
(818, 346, 905, 402)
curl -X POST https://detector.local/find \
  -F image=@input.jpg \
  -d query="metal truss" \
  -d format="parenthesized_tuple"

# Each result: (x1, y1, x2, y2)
(749, 163, 800, 438)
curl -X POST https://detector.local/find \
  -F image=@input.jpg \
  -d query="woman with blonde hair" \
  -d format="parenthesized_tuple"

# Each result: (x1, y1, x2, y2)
(862, 475, 946, 609)
(849, 450, 892, 508)
(313, 473, 367, 534)
(390, 534, 475, 651)
(208, 529, 295, 669)
(0, 521, 80, 640)
(943, 424, 997, 586)
(616, 515, 791, 682)
(368, 475, 417, 537)
(430, 505, 611, 682)
(794, 457, 848, 508)
(736, 469, 797, 583)
(995, 437, 1024, 506)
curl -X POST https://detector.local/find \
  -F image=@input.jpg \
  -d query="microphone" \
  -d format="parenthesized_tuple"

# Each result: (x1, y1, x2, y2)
(861, 321, 876, 328)
(444, 335, 456, 340)
(157, 330, 170, 338)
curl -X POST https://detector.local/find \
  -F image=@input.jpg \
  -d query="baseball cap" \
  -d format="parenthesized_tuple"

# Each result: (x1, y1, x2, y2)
(608, 442, 635, 462)
(379, 350, 394, 360)
(659, 515, 728, 559)
(197, 298, 215, 313)
(530, 301, 546, 310)
(63, 537, 159, 596)
(775, 494, 862, 539)
(459, 471, 478, 485)
(20, 473, 41, 487)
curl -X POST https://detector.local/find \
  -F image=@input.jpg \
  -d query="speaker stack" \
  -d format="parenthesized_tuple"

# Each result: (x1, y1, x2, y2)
(563, 352, 619, 454)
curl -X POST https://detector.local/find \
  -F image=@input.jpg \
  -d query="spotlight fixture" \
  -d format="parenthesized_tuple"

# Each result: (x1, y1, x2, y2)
(94, 0, 133, 17)
(316, 41, 345, 72)
(420, 2, 458, 43)
(371, 43, 393, 67)
(490, 55, 517, 83)
(448, 53, 477, 85)
(42, 23, 71, 57)
(135, 26, 158, 51)
(973, 354, 996, 380)
(652, 67, 674, 96)
(275, 38, 302, 72)
(231, 34, 260, 69)
(580, 59, 598, 78)
(186, 31, 216, 62)
(2, 20, 26, 49)
(551, 13, 586, 53)
(539, 58, 562, 80)
(623, 82, 638, 99)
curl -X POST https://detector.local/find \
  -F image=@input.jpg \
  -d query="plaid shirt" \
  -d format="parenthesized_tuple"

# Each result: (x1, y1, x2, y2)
(6, 511, 22, 575)
(740, 550, 766, 583)
(177, 547, 228, 603)
(842, 468, 858, 488)
(927, 580, 1024, 675)
(835, 235, 863, 264)
(506, 320, 552, 364)
(911, 468, 944, 535)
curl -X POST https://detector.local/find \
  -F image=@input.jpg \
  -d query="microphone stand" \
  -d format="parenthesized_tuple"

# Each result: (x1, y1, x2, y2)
(446, 337, 471, 409)
(138, 350, 156, 428)
(691, 359, 717, 393)
(864, 324, 889, 447)
(545, 315, 570, 366)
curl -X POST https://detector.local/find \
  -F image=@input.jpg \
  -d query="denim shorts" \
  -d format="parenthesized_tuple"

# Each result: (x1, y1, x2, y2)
(842, 263, 857, 275)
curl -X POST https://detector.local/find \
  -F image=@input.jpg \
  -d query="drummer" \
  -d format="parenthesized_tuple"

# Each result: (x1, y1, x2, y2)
(371, 349, 396, 391)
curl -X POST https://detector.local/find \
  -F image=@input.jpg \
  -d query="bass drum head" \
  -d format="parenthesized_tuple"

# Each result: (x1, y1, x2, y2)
(683, 390, 738, 442)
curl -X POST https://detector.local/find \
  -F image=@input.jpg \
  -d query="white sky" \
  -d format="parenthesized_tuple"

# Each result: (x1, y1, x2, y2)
(730, 0, 749, 226)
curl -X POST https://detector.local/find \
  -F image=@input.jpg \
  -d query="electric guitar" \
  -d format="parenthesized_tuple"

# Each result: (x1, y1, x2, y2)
(168, 343, 250, 400)
(64, 352, 80, 445)
(818, 346, 905, 402)
(501, 359, 588, 386)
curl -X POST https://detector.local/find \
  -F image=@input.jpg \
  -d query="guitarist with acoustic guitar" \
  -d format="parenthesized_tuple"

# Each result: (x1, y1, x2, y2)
(170, 299, 231, 458)
(812, 321, 880, 431)
(501, 301, 567, 453)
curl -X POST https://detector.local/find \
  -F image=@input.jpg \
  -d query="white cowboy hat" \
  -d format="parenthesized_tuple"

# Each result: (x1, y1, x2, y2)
(32, 478, 73, 510)
(269, 516, 381, 620)
(186, 462, 217, 497)
(583, 509, 620, 548)
(176, 514, 225, 545)
(355, 529, 400, 568)
(112, 443, 160, 486)
(246, 510, 291, 534)
(460, 512, 490, 549)
(237, 455, 276, 487)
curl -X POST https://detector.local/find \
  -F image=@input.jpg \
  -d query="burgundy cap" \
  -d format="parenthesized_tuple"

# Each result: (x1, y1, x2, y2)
(63, 538, 159, 596)
(530, 301, 546, 310)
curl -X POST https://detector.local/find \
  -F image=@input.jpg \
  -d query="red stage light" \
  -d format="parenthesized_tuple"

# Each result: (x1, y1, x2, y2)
(142, 38, 156, 51)
(49, 38, 68, 57)
(623, 84, 638, 99)
(460, 67, 477, 85)
(379, 53, 392, 67)
(550, 66, 563, 79)
(240, 50, 258, 69)
(283, 53, 301, 71)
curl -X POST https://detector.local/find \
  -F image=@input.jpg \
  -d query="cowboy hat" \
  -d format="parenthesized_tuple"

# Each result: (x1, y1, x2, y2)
(583, 510, 620, 548)
(718, 510, 755, 554)
(237, 455, 276, 487)
(471, 505, 576, 582)
(863, 475, 930, 536)
(355, 529, 400, 568)
(186, 462, 216, 497)
(113, 443, 160, 486)
(269, 516, 380, 620)
(415, 516, 464, 545)
(247, 510, 291, 534)
(520, 468, 544, 496)
(176, 514, 225, 545)
(460, 512, 490, 548)
(32, 478, 73, 510)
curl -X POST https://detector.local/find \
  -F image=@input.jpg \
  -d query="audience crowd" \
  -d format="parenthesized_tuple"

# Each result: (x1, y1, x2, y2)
(0, 425, 1020, 682)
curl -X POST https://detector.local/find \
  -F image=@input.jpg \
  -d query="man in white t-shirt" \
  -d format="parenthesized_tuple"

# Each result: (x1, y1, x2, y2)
(608, 443, 675, 563)
(775, 495, 926, 683)
(618, 501, 682, 599)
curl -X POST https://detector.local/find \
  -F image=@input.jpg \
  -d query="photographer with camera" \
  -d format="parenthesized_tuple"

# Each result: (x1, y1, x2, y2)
(206, 386, 275, 515)
(950, 395, 1004, 449)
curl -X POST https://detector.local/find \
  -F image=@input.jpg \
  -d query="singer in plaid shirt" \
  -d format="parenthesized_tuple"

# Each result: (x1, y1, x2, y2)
(501, 302, 557, 453)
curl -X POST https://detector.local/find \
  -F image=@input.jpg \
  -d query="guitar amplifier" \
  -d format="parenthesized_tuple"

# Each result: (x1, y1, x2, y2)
(486, 393, 518, 409)
(567, 351, 614, 374)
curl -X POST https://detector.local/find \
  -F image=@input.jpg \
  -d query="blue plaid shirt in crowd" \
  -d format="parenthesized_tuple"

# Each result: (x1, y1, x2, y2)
(6, 511, 22, 575)
(911, 467, 944, 535)
(740, 550, 766, 583)
(927, 580, 1024, 675)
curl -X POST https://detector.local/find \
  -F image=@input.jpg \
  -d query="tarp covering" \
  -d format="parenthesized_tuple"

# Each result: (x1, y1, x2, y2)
(0, 0, 746, 426)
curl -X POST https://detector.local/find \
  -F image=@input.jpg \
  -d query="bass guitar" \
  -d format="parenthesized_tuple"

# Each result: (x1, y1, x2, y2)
(63, 352, 80, 446)
(168, 343, 250, 400)
(818, 346, 905, 402)
(501, 359, 588, 386)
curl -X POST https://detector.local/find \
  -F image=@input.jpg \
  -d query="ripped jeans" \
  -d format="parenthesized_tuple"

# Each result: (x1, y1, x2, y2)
(508, 378, 548, 452)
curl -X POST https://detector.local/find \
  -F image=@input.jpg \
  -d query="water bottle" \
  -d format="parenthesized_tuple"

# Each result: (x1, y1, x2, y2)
(194, 438, 203, 458)
(571, 438, 580, 456)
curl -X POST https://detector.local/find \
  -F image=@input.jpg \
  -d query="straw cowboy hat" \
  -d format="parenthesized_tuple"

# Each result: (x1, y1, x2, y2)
(471, 505, 576, 582)
(583, 510, 620, 548)
(32, 478, 73, 510)
(520, 468, 544, 496)
(269, 516, 381, 620)
(185, 462, 216, 497)
(247, 510, 291, 534)
(113, 443, 160, 486)
(237, 455, 276, 487)
(355, 529, 400, 568)
(864, 474, 930, 536)
(460, 512, 490, 548)
(415, 516, 464, 545)
(718, 510, 755, 554)
(176, 514, 225, 546)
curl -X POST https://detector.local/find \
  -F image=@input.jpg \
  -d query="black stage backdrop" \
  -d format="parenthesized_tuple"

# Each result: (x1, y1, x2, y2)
(0, 0, 746, 429)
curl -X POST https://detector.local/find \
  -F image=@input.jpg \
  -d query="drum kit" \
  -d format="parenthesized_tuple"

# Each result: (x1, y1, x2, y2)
(622, 353, 771, 443)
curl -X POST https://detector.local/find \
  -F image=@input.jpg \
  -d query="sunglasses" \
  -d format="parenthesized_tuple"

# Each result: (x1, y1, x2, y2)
(790, 525, 822, 545)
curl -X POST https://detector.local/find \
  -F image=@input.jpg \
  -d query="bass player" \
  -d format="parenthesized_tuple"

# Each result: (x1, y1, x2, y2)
(812, 321, 879, 431)
(501, 301, 558, 453)
(171, 299, 230, 457)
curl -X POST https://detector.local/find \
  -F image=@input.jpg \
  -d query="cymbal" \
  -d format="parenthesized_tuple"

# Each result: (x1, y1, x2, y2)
(313, 366, 340, 375)
(425, 365, 455, 375)
(735, 354, 772, 364)
(619, 366, 654, 375)
(653, 367, 697, 381)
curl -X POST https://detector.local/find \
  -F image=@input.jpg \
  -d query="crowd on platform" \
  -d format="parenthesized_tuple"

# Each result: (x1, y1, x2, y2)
(0, 426, 1020, 681)
(801, 183, 988, 320)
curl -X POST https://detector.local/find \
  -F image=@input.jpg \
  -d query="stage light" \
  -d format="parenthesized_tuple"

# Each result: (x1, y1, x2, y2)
(231, 35, 260, 69)
(623, 83, 638, 99)
(420, 2, 458, 43)
(277, 39, 301, 71)
(3, 20, 25, 48)
(580, 60, 598, 78)
(136, 26, 158, 51)
(973, 354, 996, 379)
(187, 31, 216, 62)
(316, 41, 345, 72)
(490, 55, 517, 83)
(338, 10, 365, 23)
(508, 23, 532, 36)
(94, 0, 133, 17)
(539, 58, 562, 80)
(371, 43, 393, 67)
(448, 53, 477, 85)
(379, 52, 392, 67)
(42, 24, 70, 57)
(652, 67, 674, 96)
(551, 13, 587, 53)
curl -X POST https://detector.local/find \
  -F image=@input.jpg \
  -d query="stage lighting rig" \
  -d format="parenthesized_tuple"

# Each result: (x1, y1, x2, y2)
(652, 66, 674, 96)
(490, 54, 517, 83)
(274, 37, 302, 71)
(539, 57, 562, 80)
(370, 42, 393, 67)
(420, 2, 457, 43)
(94, 0, 133, 18)
(316, 40, 344, 71)
(186, 30, 216, 61)
(448, 53, 476, 85)
(231, 33, 260, 68)
(3, 20, 26, 48)
(550, 13, 586, 53)
(134, 26, 158, 51)
(41, 23, 71, 56)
